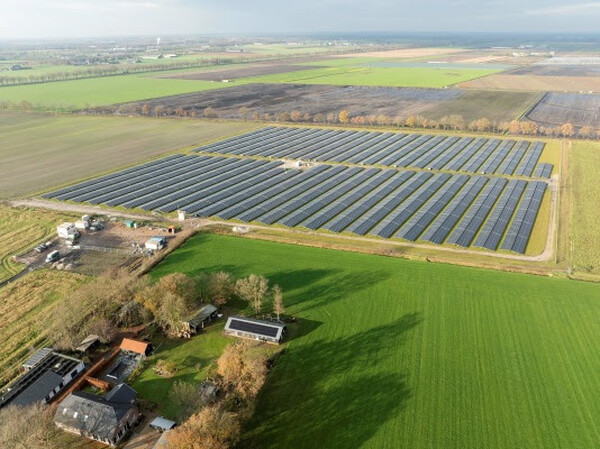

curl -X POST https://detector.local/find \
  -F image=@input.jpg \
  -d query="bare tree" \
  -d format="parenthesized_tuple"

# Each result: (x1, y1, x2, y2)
(235, 275, 269, 315)
(208, 272, 234, 308)
(0, 402, 61, 449)
(272, 285, 285, 321)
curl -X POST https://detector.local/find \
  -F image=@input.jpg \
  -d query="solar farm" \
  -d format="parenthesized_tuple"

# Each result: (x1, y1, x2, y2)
(44, 127, 554, 254)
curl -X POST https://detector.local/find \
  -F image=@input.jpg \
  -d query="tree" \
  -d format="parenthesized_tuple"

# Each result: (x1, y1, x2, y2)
(217, 341, 268, 401)
(204, 107, 217, 118)
(277, 111, 290, 122)
(405, 116, 417, 128)
(154, 105, 165, 117)
(158, 273, 198, 307)
(0, 402, 61, 449)
(560, 123, 575, 137)
(519, 121, 538, 135)
(579, 125, 595, 139)
(166, 404, 241, 449)
(338, 109, 350, 124)
(235, 275, 269, 315)
(170, 381, 204, 420)
(313, 112, 325, 123)
(447, 115, 465, 131)
(158, 291, 192, 335)
(508, 120, 521, 134)
(238, 107, 250, 121)
(141, 104, 150, 116)
(208, 272, 234, 308)
(272, 285, 285, 321)
(290, 110, 303, 122)
(326, 112, 337, 123)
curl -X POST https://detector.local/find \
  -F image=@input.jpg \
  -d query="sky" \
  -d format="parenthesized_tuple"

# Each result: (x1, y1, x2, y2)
(2, 0, 600, 39)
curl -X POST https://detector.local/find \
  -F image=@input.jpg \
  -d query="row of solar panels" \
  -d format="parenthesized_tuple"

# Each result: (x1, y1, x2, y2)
(45, 154, 548, 254)
(195, 127, 552, 179)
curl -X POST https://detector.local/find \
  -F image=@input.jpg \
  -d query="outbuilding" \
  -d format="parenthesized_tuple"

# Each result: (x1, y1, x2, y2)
(181, 304, 218, 335)
(149, 416, 176, 432)
(224, 316, 287, 344)
(145, 236, 166, 251)
(57, 222, 78, 239)
(119, 338, 152, 356)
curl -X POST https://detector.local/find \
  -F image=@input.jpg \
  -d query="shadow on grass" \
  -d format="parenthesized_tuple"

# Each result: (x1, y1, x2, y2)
(269, 268, 390, 314)
(240, 313, 421, 449)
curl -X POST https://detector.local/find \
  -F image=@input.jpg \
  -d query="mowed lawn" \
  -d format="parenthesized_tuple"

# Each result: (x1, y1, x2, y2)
(132, 325, 231, 420)
(152, 234, 600, 449)
(0, 113, 257, 198)
(0, 73, 230, 109)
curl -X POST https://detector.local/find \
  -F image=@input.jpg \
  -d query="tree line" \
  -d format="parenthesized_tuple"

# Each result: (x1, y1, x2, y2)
(89, 103, 597, 139)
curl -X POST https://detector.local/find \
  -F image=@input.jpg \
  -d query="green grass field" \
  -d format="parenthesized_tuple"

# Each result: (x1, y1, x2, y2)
(0, 73, 229, 109)
(151, 234, 600, 449)
(0, 113, 256, 198)
(243, 63, 501, 88)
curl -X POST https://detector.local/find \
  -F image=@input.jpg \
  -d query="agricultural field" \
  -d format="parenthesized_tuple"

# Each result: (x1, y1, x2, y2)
(158, 63, 323, 81)
(242, 62, 501, 88)
(525, 92, 600, 130)
(0, 72, 231, 109)
(44, 127, 553, 255)
(151, 234, 600, 449)
(458, 73, 600, 92)
(0, 269, 88, 387)
(570, 140, 600, 276)
(112, 83, 538, 124)
(0, 205, 78, 282)
(341, 47, 467, 59)
(0, 113, 256, 198)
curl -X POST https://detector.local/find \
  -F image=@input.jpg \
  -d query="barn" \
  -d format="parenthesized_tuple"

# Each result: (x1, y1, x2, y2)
(224, 316, 286, 344)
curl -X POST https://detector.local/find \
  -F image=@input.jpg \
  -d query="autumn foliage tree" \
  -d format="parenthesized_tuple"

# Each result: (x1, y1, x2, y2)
(217, 341, 268, 401)
(272, 285, 285, 321)
(338, 109, 350, 124)
(166, 404, 241, 449)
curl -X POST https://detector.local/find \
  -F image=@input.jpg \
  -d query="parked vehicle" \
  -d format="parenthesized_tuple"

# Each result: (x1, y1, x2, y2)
(34, 243, 48, 253)
(45, 250, 60, 263)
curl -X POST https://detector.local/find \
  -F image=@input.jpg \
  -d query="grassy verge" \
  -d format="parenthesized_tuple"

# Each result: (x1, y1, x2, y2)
(149, 233, 600, 449)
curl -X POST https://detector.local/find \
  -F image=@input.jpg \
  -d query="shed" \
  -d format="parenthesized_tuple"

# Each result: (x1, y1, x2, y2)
(224, 316, 287, 344)
(76, 335, 102, 353)
(145, 236, 166, 251)
(57, 222, 78, 239)
(124, 220, 137, 229)
(150, 417, 176, 432)
(183, 304, 218, 334)
(120, 338, 152, 356)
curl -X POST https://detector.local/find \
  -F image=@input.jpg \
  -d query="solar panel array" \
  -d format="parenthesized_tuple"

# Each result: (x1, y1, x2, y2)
(45, 152, 549, 254)
(196, 127, 552, 178)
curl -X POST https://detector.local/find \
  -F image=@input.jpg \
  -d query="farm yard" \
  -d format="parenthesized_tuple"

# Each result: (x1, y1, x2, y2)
(150, 233, 600, 449)
(111, 83, 539, 124)
(525, 92, 600, 130)
(44, 127, 553, 255)
(0, 113, 256, 198)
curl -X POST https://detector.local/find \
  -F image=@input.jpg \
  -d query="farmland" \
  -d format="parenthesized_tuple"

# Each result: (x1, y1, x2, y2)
(525, 92, 600, 130)
(242, 63, 501, 88)
(0, 270, 88, 387)
(150, 233, 600, 449)
(458, 73, 600, 92)
(570, 140, 600, 276)
(0, 205, 78, 282)
(44, 127, 553, 255)
(158, 63, 323, 81)
(113, 83, 539, 124)
(0, 73, 231, 109)
(0, 113, 256, 198)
